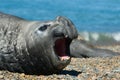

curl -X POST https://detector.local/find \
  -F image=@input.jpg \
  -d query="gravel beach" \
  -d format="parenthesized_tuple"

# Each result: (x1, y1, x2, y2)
(0, 45, 120, 80)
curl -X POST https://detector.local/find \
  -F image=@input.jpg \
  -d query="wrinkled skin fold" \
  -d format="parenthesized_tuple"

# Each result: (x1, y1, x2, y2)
(0, 12, 78, 75)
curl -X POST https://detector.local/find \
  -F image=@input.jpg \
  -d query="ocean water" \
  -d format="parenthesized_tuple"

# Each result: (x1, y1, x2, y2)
(0, 0, 120, 44)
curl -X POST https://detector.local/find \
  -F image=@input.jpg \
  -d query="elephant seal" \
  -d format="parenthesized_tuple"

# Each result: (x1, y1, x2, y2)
(70, 39, 120, 58)
(0, 12, 78, 74)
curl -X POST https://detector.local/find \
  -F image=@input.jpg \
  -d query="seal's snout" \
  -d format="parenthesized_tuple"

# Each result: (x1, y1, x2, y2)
(51, 16, 78, 63)
(52, 27, 71, 61)
(56, 16, 78, 39)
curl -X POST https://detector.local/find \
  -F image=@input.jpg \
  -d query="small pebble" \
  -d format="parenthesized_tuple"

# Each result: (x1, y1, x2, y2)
(0, 75, 4, 79)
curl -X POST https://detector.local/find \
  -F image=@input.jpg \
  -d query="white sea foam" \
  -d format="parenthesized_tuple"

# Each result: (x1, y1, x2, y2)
(80, 31, 90, 41)
(112, 33, 120, 41)
(79, 31, 120, 45)
(91, 33, 99, 41)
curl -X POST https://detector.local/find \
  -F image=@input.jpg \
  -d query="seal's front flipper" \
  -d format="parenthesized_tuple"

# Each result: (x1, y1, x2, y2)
(70, 39, 120, 58)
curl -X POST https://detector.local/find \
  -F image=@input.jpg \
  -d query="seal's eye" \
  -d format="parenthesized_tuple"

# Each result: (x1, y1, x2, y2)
(38, 24, 50, 31)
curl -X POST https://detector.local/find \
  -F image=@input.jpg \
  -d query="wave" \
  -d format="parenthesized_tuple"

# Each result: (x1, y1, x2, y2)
(79, 31, 120, 46)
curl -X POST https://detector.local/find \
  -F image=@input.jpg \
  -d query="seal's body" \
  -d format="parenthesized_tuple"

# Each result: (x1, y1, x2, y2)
(70, 39, 120, 58)
(0, 12, 119, 75)
(0, 12, 78, 74)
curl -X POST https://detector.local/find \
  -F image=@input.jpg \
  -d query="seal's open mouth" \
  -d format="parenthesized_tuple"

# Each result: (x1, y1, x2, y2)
(54, 37, 71, 61)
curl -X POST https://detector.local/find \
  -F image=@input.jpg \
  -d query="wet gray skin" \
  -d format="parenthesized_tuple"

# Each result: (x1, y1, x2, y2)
(0, 12, 78, 75)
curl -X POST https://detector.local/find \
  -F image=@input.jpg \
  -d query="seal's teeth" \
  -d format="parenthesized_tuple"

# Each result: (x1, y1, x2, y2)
(65, 35, 68, 38)
(60, 56, 70, 61)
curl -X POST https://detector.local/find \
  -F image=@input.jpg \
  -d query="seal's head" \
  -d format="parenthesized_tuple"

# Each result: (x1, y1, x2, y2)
(23, 16, 78, 74)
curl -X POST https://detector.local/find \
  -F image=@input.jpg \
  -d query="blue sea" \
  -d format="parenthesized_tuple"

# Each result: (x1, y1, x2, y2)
(0, 0, 120, 45)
